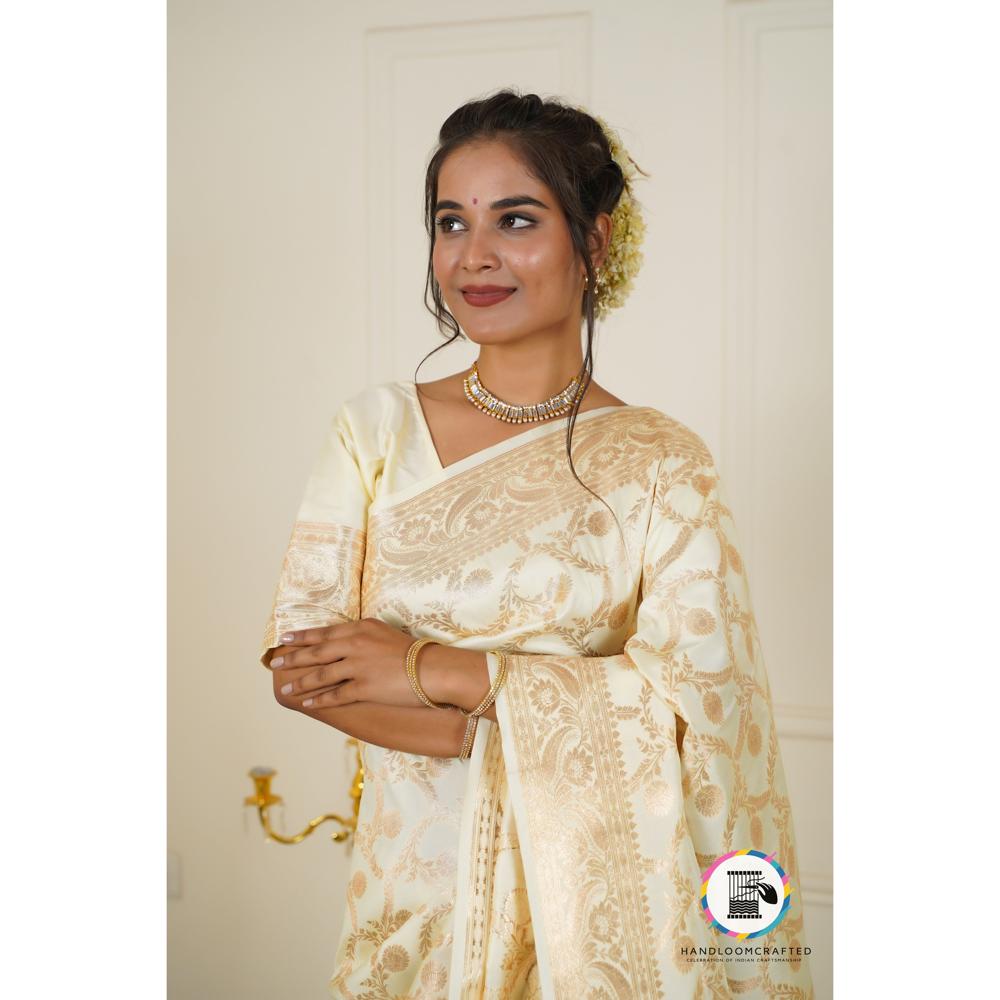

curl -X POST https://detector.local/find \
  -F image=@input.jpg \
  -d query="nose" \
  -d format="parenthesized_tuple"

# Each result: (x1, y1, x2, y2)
(461, 222, 500, 272)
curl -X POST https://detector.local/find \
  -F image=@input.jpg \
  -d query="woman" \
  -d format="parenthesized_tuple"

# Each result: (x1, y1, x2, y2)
(260, 90, 814, 1000)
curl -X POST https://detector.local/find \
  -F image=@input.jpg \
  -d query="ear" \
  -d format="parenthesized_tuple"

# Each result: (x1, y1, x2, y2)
(586, 212, 614, 271)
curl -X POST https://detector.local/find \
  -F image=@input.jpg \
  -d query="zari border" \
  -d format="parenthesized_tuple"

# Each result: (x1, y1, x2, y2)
(489, 650, 665, 998)
(448, 715, 503, 999)
(259, 520, 366, 668)
(482, 652, 559, 999)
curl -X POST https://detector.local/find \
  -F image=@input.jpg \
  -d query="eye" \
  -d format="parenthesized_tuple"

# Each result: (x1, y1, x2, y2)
(434, 213, 536, 234)
(435, 215, 466, 234)
(500, 213, 535, 229)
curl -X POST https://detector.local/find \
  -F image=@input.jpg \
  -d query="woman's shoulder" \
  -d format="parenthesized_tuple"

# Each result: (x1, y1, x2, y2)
(332, 379, 414, 453)
(338, 379, 412, 420)
(624, 403, 716, 469)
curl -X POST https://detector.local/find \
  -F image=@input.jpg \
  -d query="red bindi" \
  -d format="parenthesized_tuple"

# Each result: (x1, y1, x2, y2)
(472, 197, 478, 204)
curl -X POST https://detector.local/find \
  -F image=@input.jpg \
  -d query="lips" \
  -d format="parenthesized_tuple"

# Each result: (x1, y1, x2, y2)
(461, 287, 516, 307)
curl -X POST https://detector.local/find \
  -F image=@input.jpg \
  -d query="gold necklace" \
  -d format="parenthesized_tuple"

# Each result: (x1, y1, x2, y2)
(462, 361, 586, 423)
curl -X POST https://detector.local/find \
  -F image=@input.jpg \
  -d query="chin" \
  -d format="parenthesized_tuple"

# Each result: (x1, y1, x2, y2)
(449, 306, 517, 337)
(458, 322, 522, 345)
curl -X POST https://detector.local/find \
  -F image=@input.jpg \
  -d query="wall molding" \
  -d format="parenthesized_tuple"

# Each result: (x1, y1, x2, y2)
(774, 702, 833, 741)
(722, 0, 833, 555)
(800, 871, 833, 908)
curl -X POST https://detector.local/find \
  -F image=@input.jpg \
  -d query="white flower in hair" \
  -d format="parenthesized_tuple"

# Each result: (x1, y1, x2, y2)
(588, 113, 648, 320)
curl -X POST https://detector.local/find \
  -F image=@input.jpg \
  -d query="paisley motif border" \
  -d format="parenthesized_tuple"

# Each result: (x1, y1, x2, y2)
(362, 407, 711, 607)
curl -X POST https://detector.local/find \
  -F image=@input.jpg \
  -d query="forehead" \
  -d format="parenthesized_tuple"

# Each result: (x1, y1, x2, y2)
(437, 141, 544, 195)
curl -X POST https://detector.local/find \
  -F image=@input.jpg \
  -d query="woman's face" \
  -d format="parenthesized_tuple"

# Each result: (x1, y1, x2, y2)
(432, 140, 585, 344)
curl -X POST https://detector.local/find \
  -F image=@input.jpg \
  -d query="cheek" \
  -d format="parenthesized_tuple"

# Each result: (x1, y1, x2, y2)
(432, 241, 454, 277)
(508, 246, 574, 289)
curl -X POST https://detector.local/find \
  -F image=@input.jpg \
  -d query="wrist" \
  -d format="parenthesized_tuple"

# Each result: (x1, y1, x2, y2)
(416, 641, 461, 707)
(418, 643, 488, 711)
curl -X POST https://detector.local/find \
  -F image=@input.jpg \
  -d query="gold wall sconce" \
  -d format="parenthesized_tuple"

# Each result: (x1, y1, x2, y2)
(245, 737, 364, 844)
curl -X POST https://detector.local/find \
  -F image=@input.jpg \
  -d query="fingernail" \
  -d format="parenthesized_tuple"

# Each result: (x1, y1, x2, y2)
(279, 633, 295, 643)
(280, 683, 293, 695)
(302, 698, 313, 707)
(270, 656, 284, 668)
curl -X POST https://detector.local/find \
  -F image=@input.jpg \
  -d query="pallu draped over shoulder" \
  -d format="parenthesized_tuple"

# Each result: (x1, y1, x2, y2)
(259, 379, 814, 1000)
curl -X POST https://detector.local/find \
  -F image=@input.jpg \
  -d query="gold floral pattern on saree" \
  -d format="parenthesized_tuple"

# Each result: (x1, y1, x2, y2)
(328, 736, 463, 1000)
(501, 649, 669, 997)
(485, 447, 813, 998)
(263, 391, 812, 999)
(361, 407, 691, 611)
(258, 520, 365, 667)
(458, 725, 540, 999)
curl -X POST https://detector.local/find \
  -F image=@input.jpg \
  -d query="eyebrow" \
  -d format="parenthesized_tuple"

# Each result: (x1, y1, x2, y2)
(434, 195, 550, 213)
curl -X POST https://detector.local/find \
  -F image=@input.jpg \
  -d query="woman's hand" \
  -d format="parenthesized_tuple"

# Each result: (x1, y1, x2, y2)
(268, 618, 454, 711)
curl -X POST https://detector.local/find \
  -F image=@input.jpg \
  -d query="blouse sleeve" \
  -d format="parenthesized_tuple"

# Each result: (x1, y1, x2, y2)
(257, 405, 370, 669)
(482, 448, 814, 998)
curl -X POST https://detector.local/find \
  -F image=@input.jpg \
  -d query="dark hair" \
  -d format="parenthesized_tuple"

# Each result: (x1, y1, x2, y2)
(414, 88, 640, 544)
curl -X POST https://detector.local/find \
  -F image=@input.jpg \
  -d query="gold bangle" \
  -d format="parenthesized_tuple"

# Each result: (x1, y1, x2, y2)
(457, 651, 509, 760)
(459, 714, 478, 760)
(405, 637, 450, 709)
(461, 650, 508, 718)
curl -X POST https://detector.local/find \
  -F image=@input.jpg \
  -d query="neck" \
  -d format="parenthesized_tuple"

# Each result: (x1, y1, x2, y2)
(474, 341, 586, 404)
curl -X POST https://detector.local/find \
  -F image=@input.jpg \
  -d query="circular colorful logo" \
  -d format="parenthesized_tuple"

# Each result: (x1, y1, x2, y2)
(700, 849, 792, 939)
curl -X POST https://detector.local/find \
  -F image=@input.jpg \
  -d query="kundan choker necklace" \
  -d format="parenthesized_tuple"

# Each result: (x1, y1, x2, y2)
(463, 361, 586, 423)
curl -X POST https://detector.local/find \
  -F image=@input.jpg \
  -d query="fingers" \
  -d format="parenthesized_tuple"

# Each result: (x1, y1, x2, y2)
(280, 662, 348, 700)
(277, 620, 364, 647)
(269, 641, 341, 671)
(276, 627, 326, 646)
(299, 680, 361, 710)
(270, 623, 362, 669)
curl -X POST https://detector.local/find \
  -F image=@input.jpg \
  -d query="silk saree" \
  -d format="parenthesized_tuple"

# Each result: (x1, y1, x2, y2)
(259, 379, 814, 999)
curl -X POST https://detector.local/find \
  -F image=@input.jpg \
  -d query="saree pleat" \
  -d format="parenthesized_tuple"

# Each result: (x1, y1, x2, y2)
(258, 380, 814, 999)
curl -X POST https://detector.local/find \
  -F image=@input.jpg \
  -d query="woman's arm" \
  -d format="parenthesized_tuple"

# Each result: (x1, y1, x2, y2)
(268, 634, 500, 723)
(269, 641, 471, 756)
(289, 699, 468, 758)
(420, 643, 499, 723)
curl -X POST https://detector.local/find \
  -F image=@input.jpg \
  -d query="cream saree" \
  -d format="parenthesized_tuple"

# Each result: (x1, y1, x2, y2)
(259, 379, 814, 999)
